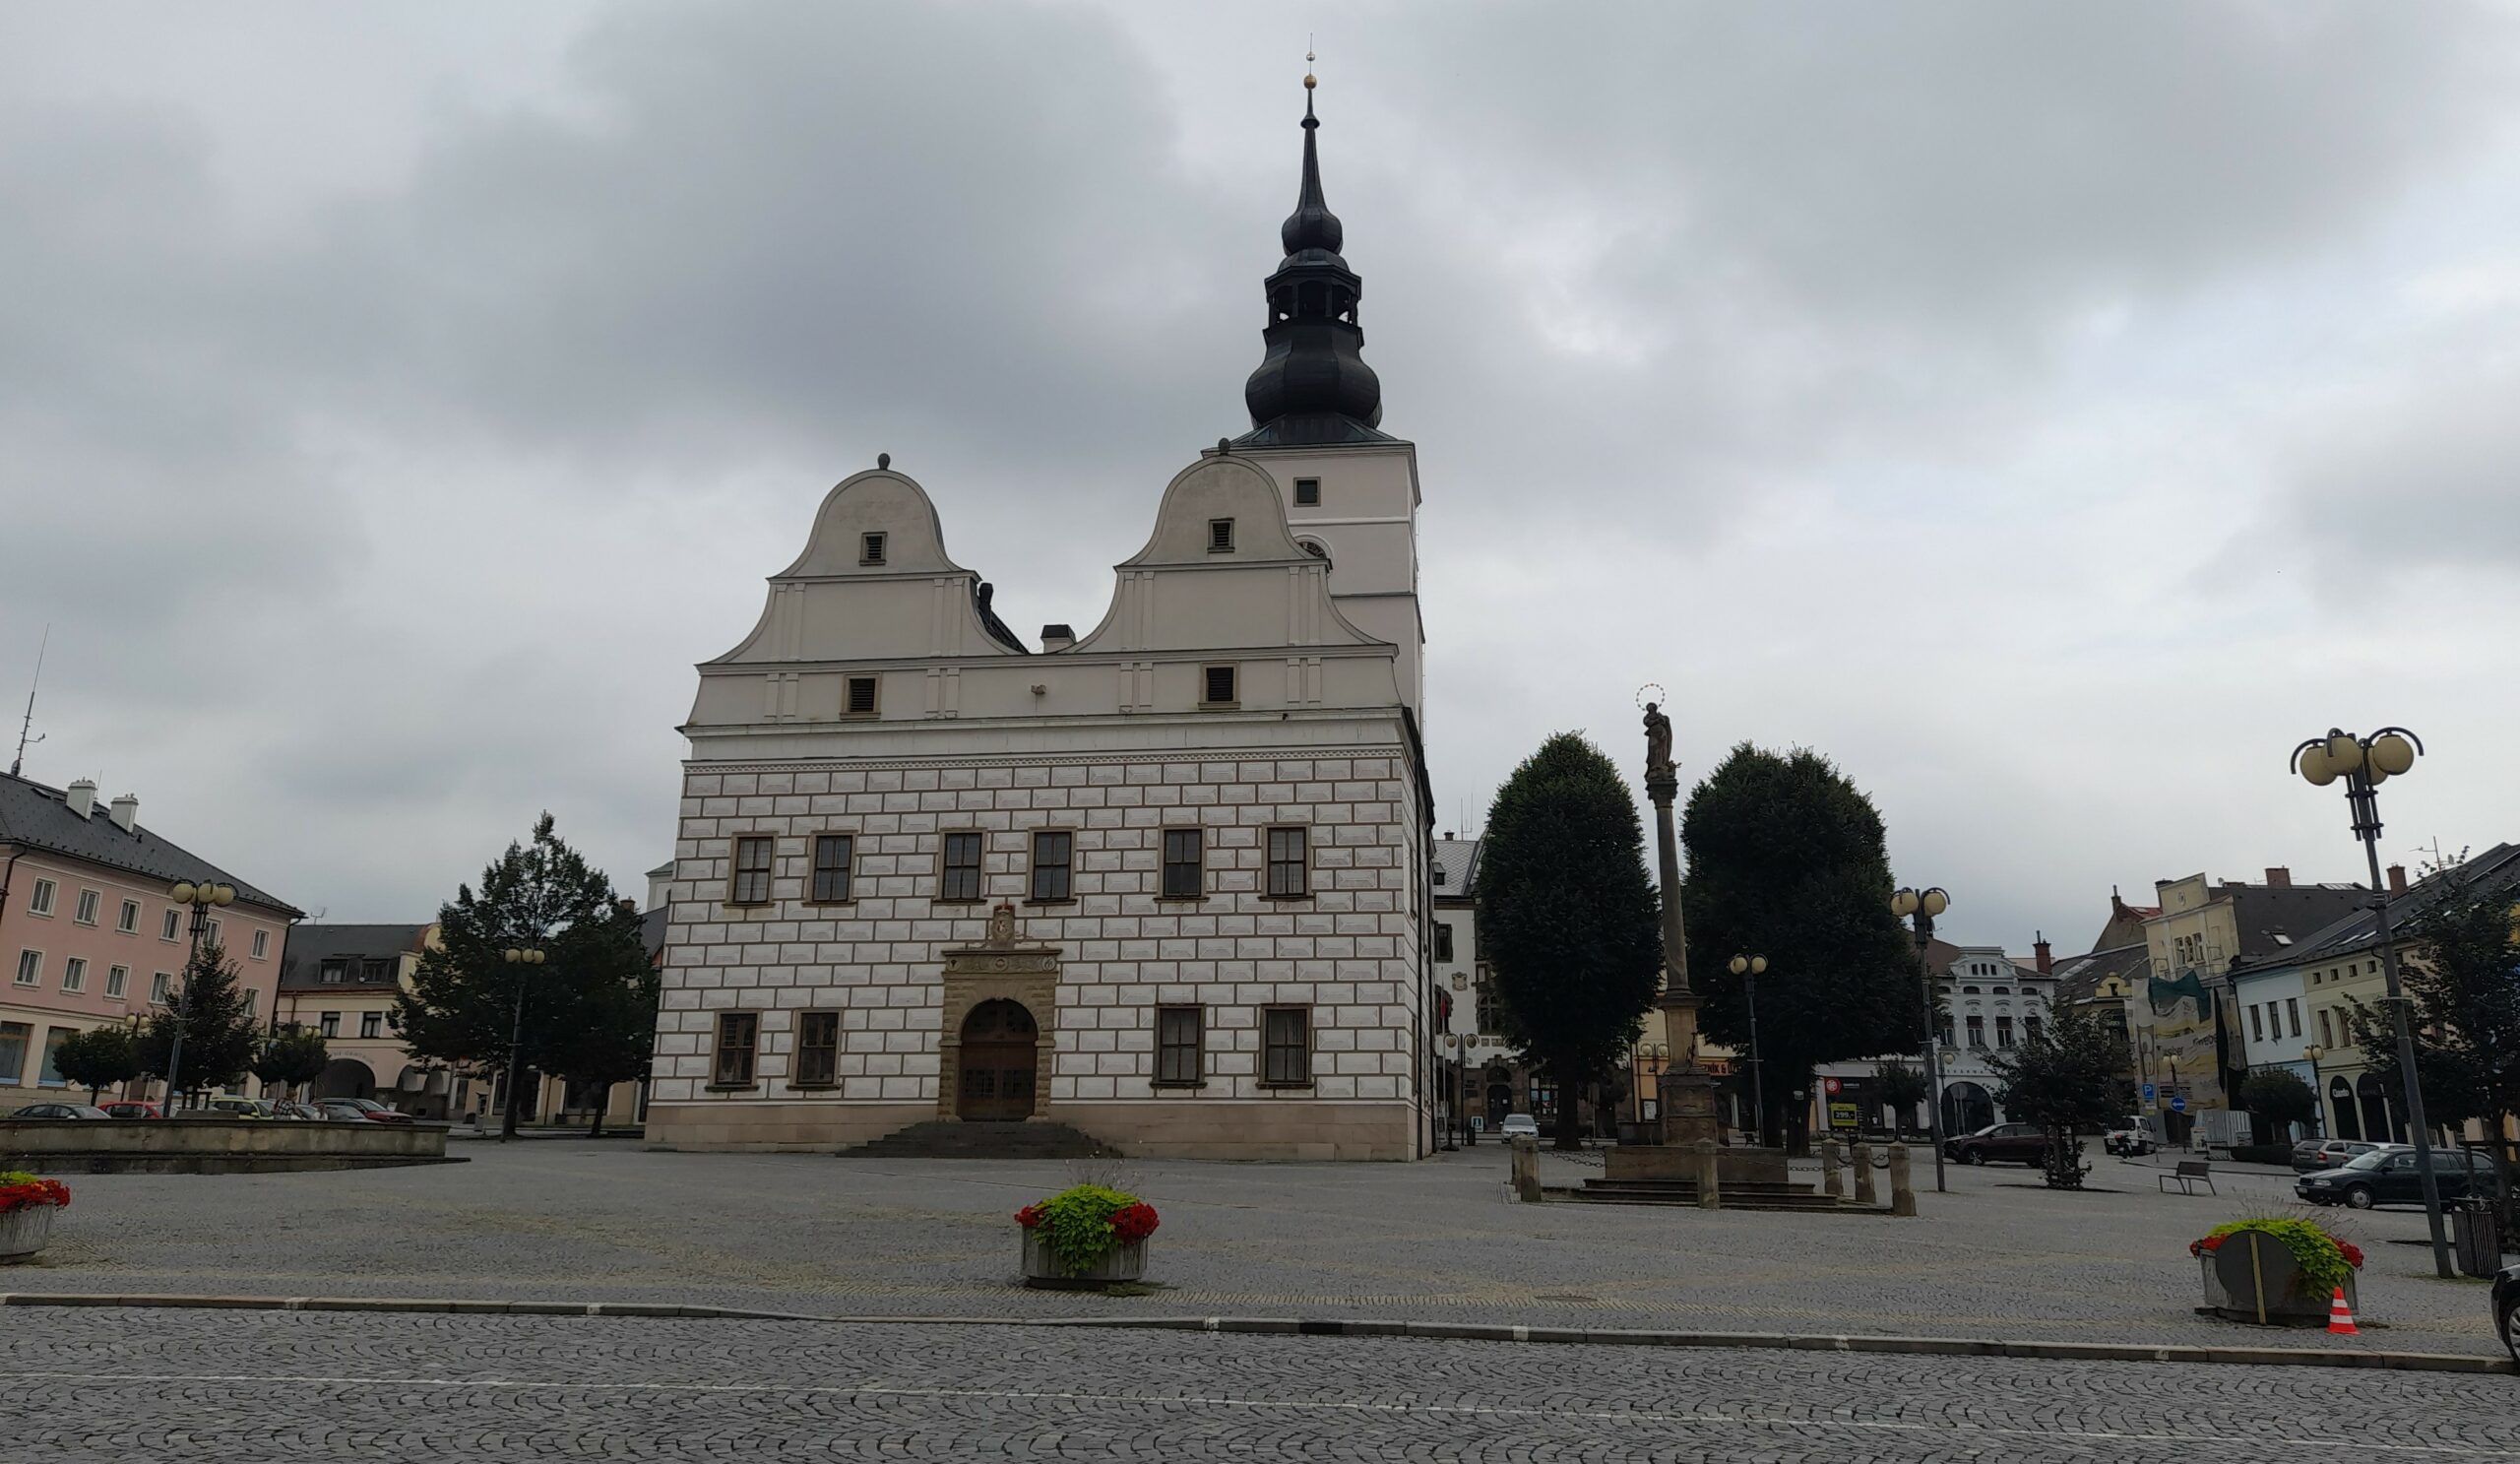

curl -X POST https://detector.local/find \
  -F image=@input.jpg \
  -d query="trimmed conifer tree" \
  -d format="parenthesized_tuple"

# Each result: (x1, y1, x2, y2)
(134, 941, 262, 1107)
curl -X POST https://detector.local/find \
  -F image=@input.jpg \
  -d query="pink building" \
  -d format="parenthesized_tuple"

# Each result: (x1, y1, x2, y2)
(0, 772, 299, 1102)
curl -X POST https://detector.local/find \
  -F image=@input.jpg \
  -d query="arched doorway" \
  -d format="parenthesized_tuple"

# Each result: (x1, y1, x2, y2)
(1941, 1081, 1994, 1135)
(312, 1057, 377, 1101)
(956, 999, 1039, 1120)
(1484, 1067, 1513, 1126)
(2329, 1077, 2362, 1140)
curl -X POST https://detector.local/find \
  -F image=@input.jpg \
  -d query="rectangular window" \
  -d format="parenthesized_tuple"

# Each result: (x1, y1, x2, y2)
(1202, 665, 1236, 707)
(151, 972, 171, 1004)
(37, 1028, 69, 1087)
(74, 889, 99, 925)
(206, 918, 220, 945)
(1208, 517, 1234, 552)
(362, 958, 393, 984)
(1292, 477, 1321, 506)
(0, 1022, 26, 1084)
(1030, 831, 1074, 902)
(252, 929, 270, 960)
(859, 531, 887, 565)
(161, 909, 181, 940)
(795, 1010, 841, 1086)
(1156, 1006, 1203, 1085)
(320, 959, 348, 984)
(117, 899, 139, 933)
(13, 950, 38, 987)
(845, 675, 879, 716)
(1263, 1006, 1311, 1085)
(2286, 998, 2301, 1037)
(2025, 1015, 2044, 1044)
(1160, 828, 1203, 899)
(2248, 1005, 2265, 1042)
(29, 879, 55, 916)
(1432, 922, 1455, 962)
(714, 1012, 759, 1086)
(105, 965, 128, 999)
(60, 957, 86, 994)
(1995, 1015, 2015, 1048)
(2317, 1008, 2335, 1048)
(940, 831, 984, 902)
(1266, 826, 1309, 898)
(360, 1011, 383, 1039)
(729, 835, 774, 905)
(242, 989, 256, 1019)
(319, 1012, 341, 1039)
(1965, 1015, 1985, 1049)
(811, 834, 854, 903)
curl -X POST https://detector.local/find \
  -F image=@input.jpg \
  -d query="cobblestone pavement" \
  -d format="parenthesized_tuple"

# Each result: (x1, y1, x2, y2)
(10, 1140, 2505, 1355)
(3, 1307, 2514, 1462)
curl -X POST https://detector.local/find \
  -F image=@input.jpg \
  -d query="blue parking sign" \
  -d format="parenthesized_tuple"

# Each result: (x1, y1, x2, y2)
(2142, 1082, 2156, 1102)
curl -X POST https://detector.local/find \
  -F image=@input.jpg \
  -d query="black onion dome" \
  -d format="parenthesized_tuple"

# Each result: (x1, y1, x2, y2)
(1237, 83, 1387, 447)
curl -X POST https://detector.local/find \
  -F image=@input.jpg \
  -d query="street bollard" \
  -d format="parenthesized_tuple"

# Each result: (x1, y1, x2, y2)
(1694, 1138, 1722, 1210)
(1853, 1142, 1876, 1205)
(1820, 1137, 1844, 1199)
(1888, 1142, 1917, 1216)
(1509, 1134, 1542, 1202)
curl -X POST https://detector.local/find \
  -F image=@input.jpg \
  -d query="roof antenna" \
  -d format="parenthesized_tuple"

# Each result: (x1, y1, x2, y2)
(9, 623, 47, 779)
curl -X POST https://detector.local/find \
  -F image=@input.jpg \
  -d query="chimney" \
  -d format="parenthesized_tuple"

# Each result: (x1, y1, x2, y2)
(64, 779, 96, 819)
(1040, 623, 1075, 653)
(2388, 863, 2408, 896)
(2263, 866, 2292, 888)
(108, 794, 138, 832)
(2033, 931, 2052, 975)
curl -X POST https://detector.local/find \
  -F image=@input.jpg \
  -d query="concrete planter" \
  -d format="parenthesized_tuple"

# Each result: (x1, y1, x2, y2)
(2198, 1241, 2359, 1326)
(0, 1204, 57, 1263)
(1021, 1229, 1147, 1290)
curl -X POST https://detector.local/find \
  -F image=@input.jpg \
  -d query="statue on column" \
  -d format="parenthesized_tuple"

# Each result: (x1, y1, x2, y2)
(1643, 702, 1675, 785)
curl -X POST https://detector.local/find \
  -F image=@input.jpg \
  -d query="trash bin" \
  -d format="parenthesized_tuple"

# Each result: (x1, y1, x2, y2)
(2450, 1199, 2503, 1278)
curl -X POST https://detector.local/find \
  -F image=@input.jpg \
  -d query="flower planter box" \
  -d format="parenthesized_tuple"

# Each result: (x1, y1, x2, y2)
(1021, 1229, 1147, 1290)
(0, 1203, 55, 1264)
(2198, 1243, 2358, 1326)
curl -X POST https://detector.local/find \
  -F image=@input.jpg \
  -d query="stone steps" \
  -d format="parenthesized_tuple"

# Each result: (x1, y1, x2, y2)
(840, 1119, 1116, 1160)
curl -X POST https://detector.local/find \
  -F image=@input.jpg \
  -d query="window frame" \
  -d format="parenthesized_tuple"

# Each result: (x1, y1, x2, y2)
(1432, 922, 1455, 962)
(808, 832, 856, 905)
(28, 879, 55, 916)
(1292, 477, 1321, 507)
(843, 674, 880, 718)
(117, 899, 140, 934)
(2286, 998, 2301, 1038)
(711, 1011, 760, 1089)
(1261, 1005, 1313, 1088)
(1265, 826, 1310, 899)
(251, 929, 270, 961)
(1028, 829, 1076, 904)
(859, 531, 888, 566)
(319, 1012, 341, 1039)
(1159, 827, 1204, 901)
(73, 888, 100, 925)
(1965, 1014, 1986, 1049)
(104, 965, 129, 999)
(937, 830, 986, 904)
(319, 959, 348, 984)
(1155, 1005, 1205, 1088)
(727, 835, 776, 907)
(359, 1011, 384, 1040)
(61, 956, 86, 993)
(160, 909, 181, 941)
(150, 972, 172, 1005)
(1200, 664, 1238, 709)
(792, 1009, 842, 1088)
(13, 949, 39, 987)
(1207, 517, 1235, 553)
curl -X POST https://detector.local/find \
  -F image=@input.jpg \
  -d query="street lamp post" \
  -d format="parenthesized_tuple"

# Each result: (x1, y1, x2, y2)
(500, 944, 547, 1143)
(2292, 726, 2454, 1280)
(1728, 954, 1768, 1144)
(1891, 886, 1951, 1192)
(162, 880, 236, 1115)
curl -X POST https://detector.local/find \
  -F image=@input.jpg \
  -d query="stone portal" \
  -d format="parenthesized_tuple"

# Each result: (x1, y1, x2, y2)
(955, 999, 1040, 1120)
(937, 903, 1062, 1121)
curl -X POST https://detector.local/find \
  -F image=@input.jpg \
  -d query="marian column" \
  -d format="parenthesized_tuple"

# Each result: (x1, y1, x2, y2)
(1643, 703, 1720, 1147)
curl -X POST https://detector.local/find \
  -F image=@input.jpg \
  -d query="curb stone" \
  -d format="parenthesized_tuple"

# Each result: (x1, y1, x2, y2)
(0, 1292, 2508, 1376)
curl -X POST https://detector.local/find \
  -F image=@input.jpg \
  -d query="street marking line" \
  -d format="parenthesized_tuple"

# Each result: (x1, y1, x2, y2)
(6, 1372, 2513, 1455)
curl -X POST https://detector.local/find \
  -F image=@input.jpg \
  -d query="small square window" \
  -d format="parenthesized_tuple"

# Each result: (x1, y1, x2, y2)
(1292, 477, 1320, 507)
(811, 834, 854, 903)
(940, 832, 984, 902)
(1267, 826, 1309, 898)
(714, 1012, 759, 1087)
(1030, 831, 1074, 902)
(845, 676, 879, 716)
(1263, 1006, 1311, 1086)
(1208, 518, 1234, 552)
(729, 835, 775, 905)
(362, 958, 393, 983)
(360, 1011, 383, 1039)
(795, 1010, 841, 1086)
(320, 959, 347, 984)
(1202, 665, 1237, 707)
(1161, 828, 1203, 900)
(319, 1012, 341, 1039)
(1157, 1006, 1203, 1085)
(117, 900, 139, 933)
(860, 532, 887, 565)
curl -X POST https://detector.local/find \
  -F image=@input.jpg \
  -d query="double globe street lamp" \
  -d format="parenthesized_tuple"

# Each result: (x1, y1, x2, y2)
(161, 879, 236, 1115)
(500, 944, 547, 1142)
(1727, 954, 1768, 1143)
(2292, 725, 2454, 1280)
(1890, 885, 1951, 1193)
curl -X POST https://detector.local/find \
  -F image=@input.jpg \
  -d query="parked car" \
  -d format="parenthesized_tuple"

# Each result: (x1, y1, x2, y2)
(2296, 1145, 2505, 1209)
(203, 1097, 276, 1119)
(318, 1098, 413, 1124)
(2495, 1262, 2519, 1368)
(98, 1101, 161, 1119)
(1945, 1122, 2052, 1166)
(9, 1102, 111, 1119)
(2292, 1138, 2380, 1174)
(271, 1101, 326, 1121)
(2105, 1125, 2155, 1157)
(1498, 1113, 1541, 1138)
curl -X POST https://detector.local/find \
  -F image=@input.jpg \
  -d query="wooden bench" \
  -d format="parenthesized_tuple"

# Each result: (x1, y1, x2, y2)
(2160, 1159, 2217, 1195)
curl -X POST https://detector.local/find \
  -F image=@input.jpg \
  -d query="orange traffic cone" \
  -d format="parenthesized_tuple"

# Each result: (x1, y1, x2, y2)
(2326, 1286, 2359, 1336)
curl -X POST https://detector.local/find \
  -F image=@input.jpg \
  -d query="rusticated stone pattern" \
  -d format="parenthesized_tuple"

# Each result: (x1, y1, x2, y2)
(652, 752, 1423, 1114)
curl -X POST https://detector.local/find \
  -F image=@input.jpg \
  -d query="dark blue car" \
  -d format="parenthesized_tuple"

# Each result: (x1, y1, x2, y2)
(2496, 1263, 2518, 1367)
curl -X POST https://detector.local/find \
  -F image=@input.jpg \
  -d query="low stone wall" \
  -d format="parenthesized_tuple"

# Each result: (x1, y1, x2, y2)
(0, 1118, 458, 1175)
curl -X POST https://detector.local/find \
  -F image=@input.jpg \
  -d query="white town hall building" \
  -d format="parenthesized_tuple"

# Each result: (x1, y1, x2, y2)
(645, 82, 1439, 1159)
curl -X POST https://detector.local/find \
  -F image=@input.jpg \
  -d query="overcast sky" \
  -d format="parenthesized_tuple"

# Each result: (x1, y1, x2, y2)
(6, 2, 2518, 953)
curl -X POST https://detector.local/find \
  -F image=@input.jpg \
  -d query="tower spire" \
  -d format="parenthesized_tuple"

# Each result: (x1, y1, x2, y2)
(1236, 58, 1385, 447)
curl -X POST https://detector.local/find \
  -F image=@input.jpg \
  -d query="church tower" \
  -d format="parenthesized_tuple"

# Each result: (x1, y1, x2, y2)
(1222, 71, 1424, 721)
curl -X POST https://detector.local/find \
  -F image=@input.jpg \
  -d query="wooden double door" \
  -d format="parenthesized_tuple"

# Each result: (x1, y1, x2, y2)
(956, 998, 1039, 1120)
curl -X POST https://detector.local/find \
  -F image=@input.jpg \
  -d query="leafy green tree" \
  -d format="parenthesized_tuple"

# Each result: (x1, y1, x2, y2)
(539, 955, 661, 1137)
(1476, 732, 1663, 1150)
(52, 1026, 141, 1104)
(2238, 1067, 2319, 1143)
(1986, 1003, 2124, 1189)
(249, 1024, 332, 1104)
(134, 941, 261, 1108)
(393, 812, 655, 1138)
(1873, 1059, 1929, 1138)
(1680, 744, 1921, 1151)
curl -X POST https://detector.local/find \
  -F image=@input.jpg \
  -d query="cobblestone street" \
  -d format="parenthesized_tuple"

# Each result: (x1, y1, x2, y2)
(7, 1140, 2506, 1356)
(4, 1305, 2516, 1463)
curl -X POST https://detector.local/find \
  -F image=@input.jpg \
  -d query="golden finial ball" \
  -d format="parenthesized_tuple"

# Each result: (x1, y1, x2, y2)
(1304, 73, 1316, 89)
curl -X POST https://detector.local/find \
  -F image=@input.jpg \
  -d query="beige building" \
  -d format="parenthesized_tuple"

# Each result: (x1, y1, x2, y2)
(649, 91, 1436, 1159)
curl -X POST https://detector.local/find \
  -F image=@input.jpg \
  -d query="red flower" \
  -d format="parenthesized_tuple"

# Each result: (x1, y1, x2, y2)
(2187, 1234, 2225, 1257)
(1107, 1201, 1160, 1244)
(0, 1178, 70, 1214)
(1014, 1204, 1042, 1229)
(2339, 1241, 2364, 1269)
